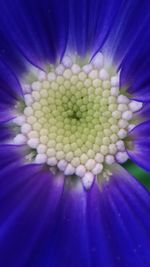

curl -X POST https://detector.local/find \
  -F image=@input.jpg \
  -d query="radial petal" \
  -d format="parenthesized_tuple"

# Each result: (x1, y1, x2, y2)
(26, 179, 90, 267)
(0, 0, 69, 67)
(0, 60, 23, 106)
(136, 102, 150, 122)
(0, 162, 65, 267)
(127, 120, 150, 172)
(0, 162, 150, 266)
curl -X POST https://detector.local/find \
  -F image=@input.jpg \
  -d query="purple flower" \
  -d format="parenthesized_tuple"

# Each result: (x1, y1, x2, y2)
(0, 0, 150, 266)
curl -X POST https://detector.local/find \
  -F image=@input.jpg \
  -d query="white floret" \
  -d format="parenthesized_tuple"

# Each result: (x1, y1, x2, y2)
(62, 56, 73, 67)
(24, 94, 33, 106)
(118, 129, 127, 139)
(82, 172, 94, 190)
(47, 72, 56, 81)
(85, 159, 96, 171)
(105, 155, 115, 165)
(118, 119, 128, 128)
(99, 69, 109, 80)
(91, 52, 104, 68)
(116, 140, 125, 151)
(57, 160, 68, 171)
(82, 64, 93, 74)
(122, 110, 133, 121)
(13, 115, 25, 126)
(64, 164, 75, 175)
(35, 154, 47, 164)
(92, 163, 103, 175)
(47, 157, 57, 166)
(129, 101, 143, 112)
(75, 165, 86, 177)
(32, 81, 41, 91)
(55, 64, 65, 75)
(95, 153, 104, 162)
(37, 144, 47, 154)
(118, 104, 128, 112)
(109, 144, 117, 154)
(27, 138, 39, 148)
(128, 124, 136, 132)
(63, 69, 72, 79)
(117, 95, 129, 104)
(21, 123, 32, 134)
(89, 70, 98, 79)
(38, 71, 46, 81)
(111, 75, 119, 86)
(116, 151, 128, 163)
(22, 84, 31, 93)
(111, 87, 119, 96)
(13, 134, 27, 145)
(71, 64, 81, 74)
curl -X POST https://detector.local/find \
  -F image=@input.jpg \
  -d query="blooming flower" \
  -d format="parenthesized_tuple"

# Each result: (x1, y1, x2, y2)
(0, 0, 150, 266)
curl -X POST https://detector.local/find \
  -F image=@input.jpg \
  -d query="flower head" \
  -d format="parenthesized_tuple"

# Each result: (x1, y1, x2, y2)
(0, 0, 150, 266)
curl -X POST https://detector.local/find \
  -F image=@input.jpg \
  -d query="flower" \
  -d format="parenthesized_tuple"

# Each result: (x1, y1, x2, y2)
(0, 0, 150, 266)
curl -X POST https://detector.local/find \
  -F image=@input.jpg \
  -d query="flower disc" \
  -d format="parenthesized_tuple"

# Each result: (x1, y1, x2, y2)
(13, 53, 143, 189)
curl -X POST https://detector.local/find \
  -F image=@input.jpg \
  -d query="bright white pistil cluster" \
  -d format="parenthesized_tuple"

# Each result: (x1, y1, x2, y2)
(13, 53, 143, 189)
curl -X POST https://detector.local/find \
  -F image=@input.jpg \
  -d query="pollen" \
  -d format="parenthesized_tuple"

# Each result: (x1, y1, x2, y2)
(13, 52, 143, 189)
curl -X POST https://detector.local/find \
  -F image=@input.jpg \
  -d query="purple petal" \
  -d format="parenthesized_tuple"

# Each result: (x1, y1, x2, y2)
(0, 162, 150, 266)
(127, 120, 150, 172)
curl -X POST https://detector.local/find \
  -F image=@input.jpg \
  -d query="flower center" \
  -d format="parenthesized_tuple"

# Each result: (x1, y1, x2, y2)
(13, 53, 142, 189)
